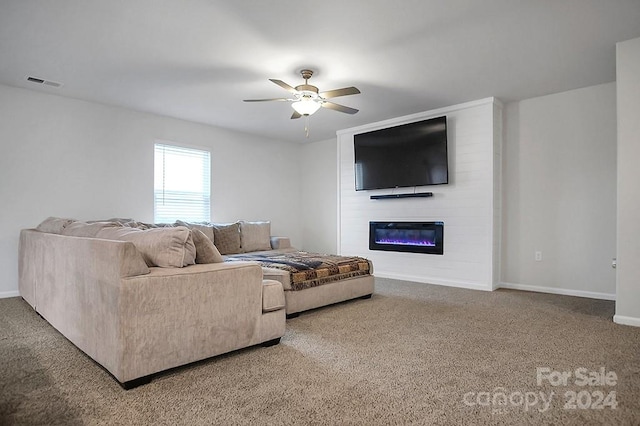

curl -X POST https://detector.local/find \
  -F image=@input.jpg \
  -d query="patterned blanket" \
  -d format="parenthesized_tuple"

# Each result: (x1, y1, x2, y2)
(226, 251, 371, 291)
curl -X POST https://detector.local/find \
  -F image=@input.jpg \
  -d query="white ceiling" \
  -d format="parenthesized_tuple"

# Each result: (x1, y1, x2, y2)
(1, 0, 639, 143)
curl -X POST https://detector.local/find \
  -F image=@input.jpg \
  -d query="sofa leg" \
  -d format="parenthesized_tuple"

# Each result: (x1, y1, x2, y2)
(261, 338, 281, 347)
(360, 294, 373, 299)
(121, 375, 153, 390)
(286, 312, 300, 319)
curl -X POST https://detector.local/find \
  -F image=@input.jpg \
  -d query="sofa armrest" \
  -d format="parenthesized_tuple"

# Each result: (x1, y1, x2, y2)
(262, 279, 285, 312)
(19, 229, 149, 308)
(118, 262, 265, 381)
(270, 236, 291, 250)
(18, 229, 151, 382)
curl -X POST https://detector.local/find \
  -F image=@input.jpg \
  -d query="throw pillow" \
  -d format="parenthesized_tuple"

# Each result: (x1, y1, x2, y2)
(211, 222, 241, 255)
(96, 226, 196, 268)
(191, 229, 224, 264)
(239, 220, 271, 252)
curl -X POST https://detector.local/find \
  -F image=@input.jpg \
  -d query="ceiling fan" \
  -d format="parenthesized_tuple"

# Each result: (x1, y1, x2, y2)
(244, 69, 360, 119)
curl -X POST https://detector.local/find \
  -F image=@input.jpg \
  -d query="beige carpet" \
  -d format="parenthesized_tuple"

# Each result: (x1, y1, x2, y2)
(1, 278, 639, 425)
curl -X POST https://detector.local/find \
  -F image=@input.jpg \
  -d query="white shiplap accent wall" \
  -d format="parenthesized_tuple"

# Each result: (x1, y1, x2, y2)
(337, 98, 502, 291)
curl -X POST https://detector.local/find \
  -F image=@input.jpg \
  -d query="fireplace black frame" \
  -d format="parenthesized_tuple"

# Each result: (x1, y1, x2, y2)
(369, 221, 444, 255)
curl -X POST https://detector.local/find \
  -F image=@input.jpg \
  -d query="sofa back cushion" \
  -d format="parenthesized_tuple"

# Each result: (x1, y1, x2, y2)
(61, 221, 121, 237)
(174, 220, 215, 243)
(36, 217, 76, 234)
(96, 226, 196, 268)
(240, 221, 271, 252)
(211, 222, 242, 255)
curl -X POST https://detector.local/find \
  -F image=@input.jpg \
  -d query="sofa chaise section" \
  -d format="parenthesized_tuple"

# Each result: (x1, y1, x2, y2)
(229, 237, 375, 317)
(261, 266, 374, 317)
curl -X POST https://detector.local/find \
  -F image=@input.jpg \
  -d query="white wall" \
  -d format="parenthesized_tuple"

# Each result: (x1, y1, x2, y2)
(299, 138, 338, 254)
(501, 83, 617, 300)
(0, 84, 302, 297)
(1, 80, 624, 303)
(338, 98, 501, 291)
(615, 37, 640, 326)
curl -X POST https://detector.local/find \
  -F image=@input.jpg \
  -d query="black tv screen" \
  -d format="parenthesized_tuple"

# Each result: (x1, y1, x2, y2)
(354, 116, 448, 191)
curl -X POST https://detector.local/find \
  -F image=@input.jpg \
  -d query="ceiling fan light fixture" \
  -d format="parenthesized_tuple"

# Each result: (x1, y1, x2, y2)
(291, 99, 321, 116)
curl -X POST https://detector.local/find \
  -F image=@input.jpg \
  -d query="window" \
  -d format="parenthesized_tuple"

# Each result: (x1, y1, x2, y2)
(154, 143, 210, 223)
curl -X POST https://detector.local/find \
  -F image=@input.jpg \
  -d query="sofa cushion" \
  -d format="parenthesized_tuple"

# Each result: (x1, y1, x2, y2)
(61, 221, 121, 237)
(175, 220, 215, 243)
(96, 226, 196, 268)
(262, 279, 285, 312)
(120, 221, 154, 229)
(269, 236, 291, 250)
(211, 222, 241, 255)
(87, 217, 135, 225)
(240, 220, 271, 253)
(191, 229, 224, 264)
(36, 217, 75, 234)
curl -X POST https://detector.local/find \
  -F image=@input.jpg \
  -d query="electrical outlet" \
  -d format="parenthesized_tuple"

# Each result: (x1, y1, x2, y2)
(535, 251, 542, 262)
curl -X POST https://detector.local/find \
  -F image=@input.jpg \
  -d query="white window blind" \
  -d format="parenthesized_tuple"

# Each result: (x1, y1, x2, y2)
(154, 143, 210, 223)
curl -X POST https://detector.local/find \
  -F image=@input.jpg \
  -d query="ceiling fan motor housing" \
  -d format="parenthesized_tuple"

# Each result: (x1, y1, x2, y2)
(295, 84, 318, 93)
(296, 70, 319, 97)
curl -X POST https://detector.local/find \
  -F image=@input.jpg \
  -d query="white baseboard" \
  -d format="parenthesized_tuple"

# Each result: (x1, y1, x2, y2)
(0, 290, 20, 299)
(372, 275, 617, 301)
(613, 315, 640, 327)
(499, 282, 615, 301)
(374, 272, 492, 291)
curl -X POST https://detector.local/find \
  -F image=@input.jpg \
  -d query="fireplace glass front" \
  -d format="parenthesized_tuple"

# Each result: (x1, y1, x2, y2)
(369, 221, 444, 255)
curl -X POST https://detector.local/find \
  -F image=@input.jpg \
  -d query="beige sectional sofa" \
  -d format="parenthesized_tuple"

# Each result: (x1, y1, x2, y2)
(18, 227, 286, 389)
(18, 217, 373, 387)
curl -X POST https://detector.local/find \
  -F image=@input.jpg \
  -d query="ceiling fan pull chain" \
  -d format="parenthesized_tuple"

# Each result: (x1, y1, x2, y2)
(304, 115, 310, 138)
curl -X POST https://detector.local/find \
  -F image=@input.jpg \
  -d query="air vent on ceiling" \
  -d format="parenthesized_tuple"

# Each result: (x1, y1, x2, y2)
(26, 76, 62, 88)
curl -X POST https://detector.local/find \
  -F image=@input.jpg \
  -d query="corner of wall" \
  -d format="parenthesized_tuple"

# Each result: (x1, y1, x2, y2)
(613, 315, 640, 327)
(615, 36, 640, 326)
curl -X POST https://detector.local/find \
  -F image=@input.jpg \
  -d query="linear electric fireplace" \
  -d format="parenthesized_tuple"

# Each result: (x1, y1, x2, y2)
(369, 221, 444, 255)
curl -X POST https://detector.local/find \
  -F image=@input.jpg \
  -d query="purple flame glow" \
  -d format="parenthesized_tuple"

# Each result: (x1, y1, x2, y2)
(375, 238, 436, 247)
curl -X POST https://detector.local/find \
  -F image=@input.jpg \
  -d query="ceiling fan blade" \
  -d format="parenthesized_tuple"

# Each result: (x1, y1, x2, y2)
(291, 111, 302, 119)
(319, 86, 360, 99)
(321, 101, 359, 114)
(243, 98, 292, 102)
(270, 79, 298, 94)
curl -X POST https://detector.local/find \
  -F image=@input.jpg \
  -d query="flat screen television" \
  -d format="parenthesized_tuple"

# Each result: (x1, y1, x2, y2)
(354, 115, 448, 191)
